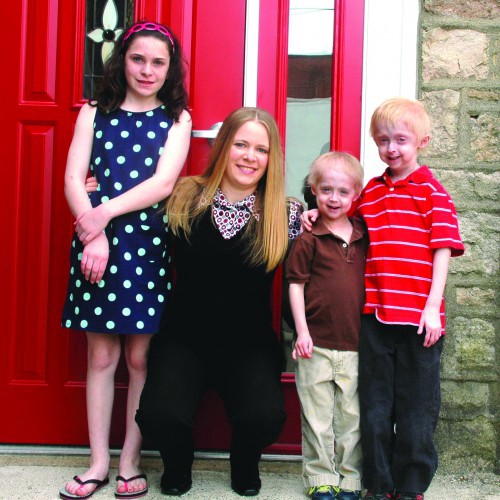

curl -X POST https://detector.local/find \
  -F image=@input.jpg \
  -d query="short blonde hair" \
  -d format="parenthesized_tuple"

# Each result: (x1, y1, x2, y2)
(370, 97, 431, 146)
(308, 151, 364, 194)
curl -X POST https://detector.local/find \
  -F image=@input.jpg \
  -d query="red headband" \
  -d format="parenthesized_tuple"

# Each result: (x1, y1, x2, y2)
(122, 22, 175, 53)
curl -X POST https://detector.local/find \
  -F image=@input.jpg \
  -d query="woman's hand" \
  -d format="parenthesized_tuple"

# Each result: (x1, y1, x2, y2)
(80, 232, 109, 283)
(301, 209, 319, 232)
(75, 204, 111, 245)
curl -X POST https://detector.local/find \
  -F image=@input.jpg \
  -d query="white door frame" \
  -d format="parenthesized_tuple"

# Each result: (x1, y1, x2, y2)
(361, 0, 420, 183)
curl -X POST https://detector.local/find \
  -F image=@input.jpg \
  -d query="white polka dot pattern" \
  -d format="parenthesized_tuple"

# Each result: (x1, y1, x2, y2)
(61, 106, 173, 334)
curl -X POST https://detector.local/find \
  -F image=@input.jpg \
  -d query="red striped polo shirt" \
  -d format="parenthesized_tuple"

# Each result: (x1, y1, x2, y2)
(357, 166, 464, 330)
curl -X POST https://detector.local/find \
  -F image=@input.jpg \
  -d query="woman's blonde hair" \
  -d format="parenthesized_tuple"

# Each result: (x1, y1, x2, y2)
(167, 107, 288, 272)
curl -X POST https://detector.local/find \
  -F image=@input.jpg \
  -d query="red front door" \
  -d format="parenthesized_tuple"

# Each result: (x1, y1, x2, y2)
(0, 0, 363, 450)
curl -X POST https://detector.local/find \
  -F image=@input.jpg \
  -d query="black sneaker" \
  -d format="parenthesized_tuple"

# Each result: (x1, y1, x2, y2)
(394, 493, 424, 500)
(364, 492, 394, 500)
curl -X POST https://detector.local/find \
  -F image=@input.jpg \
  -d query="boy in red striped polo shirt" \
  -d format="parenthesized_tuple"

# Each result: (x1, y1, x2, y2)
(356, 98, 464, 500)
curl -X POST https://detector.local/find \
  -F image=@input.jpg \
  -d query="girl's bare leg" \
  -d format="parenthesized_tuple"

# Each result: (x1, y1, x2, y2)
(116, 334, 153, 495)
(64, 333, 121, 497)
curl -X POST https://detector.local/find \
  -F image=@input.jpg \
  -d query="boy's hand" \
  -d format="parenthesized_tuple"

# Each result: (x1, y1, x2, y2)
(292, 334, 313, 360)
(300, 209, 319, 232)
(418, 305, 442, 347)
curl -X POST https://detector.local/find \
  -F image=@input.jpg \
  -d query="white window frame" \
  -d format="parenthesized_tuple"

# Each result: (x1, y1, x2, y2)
(360, 0, 420, 183)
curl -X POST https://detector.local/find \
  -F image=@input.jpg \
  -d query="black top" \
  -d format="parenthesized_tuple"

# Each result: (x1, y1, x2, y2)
(162, 210, 275, 349)
(161, 201, 302, 352)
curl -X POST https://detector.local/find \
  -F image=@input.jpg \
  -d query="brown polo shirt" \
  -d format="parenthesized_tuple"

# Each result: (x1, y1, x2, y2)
(285, 217, 368, 351)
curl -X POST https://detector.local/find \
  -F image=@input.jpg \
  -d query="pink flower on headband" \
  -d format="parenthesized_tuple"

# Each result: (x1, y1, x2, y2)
(122, 22, 175, 53)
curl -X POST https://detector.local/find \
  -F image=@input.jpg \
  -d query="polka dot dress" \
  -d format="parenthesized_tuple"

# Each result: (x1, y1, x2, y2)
(61, 106, 173, 334)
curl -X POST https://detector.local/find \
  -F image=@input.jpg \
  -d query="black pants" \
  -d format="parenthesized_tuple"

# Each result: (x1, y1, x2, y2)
(359, 315, 443, 493)
(136, 335, 286, 485)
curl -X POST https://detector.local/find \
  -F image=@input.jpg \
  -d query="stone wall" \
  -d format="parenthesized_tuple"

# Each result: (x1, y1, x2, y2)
(419, 0, 499, 473)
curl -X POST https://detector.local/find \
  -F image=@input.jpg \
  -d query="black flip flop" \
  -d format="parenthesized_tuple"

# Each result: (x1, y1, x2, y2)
(59, 476, 110, 499)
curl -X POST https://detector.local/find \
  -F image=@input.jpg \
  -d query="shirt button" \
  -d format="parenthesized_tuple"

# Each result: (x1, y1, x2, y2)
(389, 187, 394, 191)
(343, 243, 347, 248)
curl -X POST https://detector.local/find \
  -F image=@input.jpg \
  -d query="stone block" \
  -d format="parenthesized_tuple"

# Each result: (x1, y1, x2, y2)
(470, 112, 500, 162)
(422, 90, 460, 156)
(433, 170, 499, 208)
(468, 89, 500, 103)
(440, 380, 491, 419)
(448, 212, 499, 276)
(424, 0, 500, 20)
(422, 28, 489, 81)
(442, 317, 496, 380)
(456, 287, 496, 307)
(493, 34, 499, 81)
(436, 418, 496, 466)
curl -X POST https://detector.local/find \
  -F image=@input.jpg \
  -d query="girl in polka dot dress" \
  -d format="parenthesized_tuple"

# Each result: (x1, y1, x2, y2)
(60, 22, 191, 500)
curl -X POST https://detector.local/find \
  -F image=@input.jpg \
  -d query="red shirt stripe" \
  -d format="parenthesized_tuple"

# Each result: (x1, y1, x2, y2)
(357, 166, 464, 330)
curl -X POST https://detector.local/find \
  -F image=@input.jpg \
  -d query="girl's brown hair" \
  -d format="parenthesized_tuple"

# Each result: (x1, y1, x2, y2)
(91, 22, 189, 121)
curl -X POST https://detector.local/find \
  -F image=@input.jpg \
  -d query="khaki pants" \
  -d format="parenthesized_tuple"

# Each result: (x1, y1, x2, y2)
(296, 347, 362, 491)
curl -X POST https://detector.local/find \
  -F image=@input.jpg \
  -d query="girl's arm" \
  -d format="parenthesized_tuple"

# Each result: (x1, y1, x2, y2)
(64, 104, 108, 283)
(75, 109, 192, 245)
(418, 247, 452, 347)
(64, 103, 97, 218)
(289, 283, 313, 359)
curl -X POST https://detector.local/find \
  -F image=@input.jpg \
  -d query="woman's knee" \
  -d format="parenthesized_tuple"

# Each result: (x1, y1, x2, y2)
(233, 398, 286, 437)
(135, 397, 194, 441)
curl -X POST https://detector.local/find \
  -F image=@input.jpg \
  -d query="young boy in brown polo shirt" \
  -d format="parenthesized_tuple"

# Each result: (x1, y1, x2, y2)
(286, 151, 367, 500)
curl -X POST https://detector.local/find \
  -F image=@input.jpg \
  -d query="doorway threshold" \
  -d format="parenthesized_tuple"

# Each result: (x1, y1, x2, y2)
(0, 444, 301, 463)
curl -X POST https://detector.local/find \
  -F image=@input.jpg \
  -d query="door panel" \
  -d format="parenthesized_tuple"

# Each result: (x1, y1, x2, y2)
(184, 0, 246, 175)
(0, 0, 364, 453)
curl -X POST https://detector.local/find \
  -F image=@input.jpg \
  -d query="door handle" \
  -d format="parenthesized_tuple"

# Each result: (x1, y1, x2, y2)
(191, 122, 223, 144)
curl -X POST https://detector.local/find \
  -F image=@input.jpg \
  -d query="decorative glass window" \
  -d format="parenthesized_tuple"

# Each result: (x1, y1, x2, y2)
(285, 0, 334, 204)
(84, 0, 135, 98)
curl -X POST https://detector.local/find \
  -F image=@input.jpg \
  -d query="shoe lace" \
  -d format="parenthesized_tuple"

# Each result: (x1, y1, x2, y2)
(308, 485, 334, 496)
(317, 485, 333, 493)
